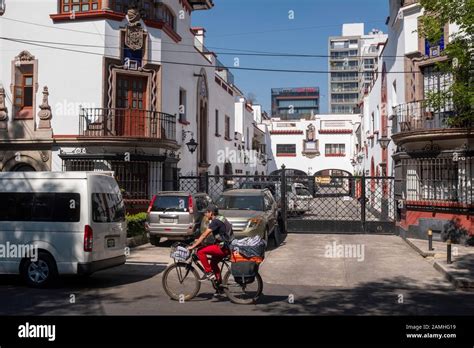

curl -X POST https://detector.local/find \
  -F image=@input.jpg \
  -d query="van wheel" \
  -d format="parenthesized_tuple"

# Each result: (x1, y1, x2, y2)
(21, 252, 58, 288)
(149, 235, 161, 246)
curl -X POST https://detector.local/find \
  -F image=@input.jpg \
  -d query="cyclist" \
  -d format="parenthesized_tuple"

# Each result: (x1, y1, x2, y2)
(187, 205, 233, 292)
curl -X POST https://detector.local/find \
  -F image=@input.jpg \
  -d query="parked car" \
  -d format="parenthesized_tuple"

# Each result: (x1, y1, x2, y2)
(0, 171, 127, 288)
(287, 183, 313, 215)
(211, 189, 279, 246)
(145, 192, 213, 245)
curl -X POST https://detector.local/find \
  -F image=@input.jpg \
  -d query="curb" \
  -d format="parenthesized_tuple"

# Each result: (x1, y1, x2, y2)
(127, 234, 149, 248)
(402, 236, 474, 289)
(402, 237, 436, 258)
(433, 261, 474, 289)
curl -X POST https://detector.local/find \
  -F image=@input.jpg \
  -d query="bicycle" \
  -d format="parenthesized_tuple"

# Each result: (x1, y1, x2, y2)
(162, 242, 263, 304)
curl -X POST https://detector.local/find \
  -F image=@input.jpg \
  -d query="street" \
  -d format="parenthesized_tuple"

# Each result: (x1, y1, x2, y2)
(1, 234, 473, 316)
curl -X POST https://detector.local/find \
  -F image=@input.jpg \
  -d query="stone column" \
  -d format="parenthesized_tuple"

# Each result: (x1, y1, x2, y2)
(38, 86, 52, 129)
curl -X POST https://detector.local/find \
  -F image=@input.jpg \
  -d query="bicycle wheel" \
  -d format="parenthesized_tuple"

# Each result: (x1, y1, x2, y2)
(223, 270, 263, 305)
(162, 263, 201, 301)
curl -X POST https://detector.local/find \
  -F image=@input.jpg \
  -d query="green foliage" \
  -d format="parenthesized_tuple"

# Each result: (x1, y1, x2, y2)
(418, 0, 474, 126)
(126, 212, 147, 237)
(441, 218, 469, 245)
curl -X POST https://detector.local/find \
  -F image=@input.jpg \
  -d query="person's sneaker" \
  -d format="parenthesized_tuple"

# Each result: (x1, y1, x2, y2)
(213, 285, 225, 298)
(200, 272, 216, 282)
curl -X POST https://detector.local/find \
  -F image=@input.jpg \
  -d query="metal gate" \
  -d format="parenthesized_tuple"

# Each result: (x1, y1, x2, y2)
(282, 169, 395, 233)
(171, 169, 395, 234)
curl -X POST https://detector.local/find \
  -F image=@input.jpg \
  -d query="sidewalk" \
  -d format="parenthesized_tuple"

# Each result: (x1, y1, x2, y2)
(404, 237, 474, 288)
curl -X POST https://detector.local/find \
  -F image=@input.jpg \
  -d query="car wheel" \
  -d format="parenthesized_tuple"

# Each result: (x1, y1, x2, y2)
(20, 252, 58, 288)
(149, 235, 161, 246)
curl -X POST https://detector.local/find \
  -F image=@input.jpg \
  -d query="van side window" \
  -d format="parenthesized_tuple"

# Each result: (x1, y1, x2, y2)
(92, 193, 125, 223)
(0, 193, 80, 222)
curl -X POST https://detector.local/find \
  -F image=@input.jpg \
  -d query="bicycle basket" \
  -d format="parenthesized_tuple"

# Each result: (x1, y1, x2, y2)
(170, 244, 190, 262)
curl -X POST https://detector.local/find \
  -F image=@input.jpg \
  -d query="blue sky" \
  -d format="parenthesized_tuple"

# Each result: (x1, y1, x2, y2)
(192, 0, 389, 114)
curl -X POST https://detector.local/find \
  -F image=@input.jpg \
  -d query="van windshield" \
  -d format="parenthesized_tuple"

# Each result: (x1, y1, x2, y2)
(216, 195, 264, 211)
(92, 193, 126, 223)
(152, 196, 188, 212)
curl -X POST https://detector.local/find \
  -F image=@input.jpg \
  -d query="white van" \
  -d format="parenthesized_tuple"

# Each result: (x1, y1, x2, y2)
(0, 171, 127, 287)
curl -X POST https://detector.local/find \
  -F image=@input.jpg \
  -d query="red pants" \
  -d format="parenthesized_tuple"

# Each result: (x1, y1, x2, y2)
(196, 244, 229, 282)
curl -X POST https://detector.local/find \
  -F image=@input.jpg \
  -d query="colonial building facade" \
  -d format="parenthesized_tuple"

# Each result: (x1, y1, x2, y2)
(0, 0, 268, 208)
(357, 0, 473, 238)
(265, 115, 360, 176)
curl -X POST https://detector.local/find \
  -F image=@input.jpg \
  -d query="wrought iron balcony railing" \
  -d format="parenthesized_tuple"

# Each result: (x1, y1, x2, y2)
(392, 99, 455, 134)
(79, 108, 176, 141)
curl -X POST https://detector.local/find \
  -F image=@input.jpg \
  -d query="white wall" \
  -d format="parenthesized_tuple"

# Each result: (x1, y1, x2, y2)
(0, 0, 105, 135)
(269, 116, 359, 175)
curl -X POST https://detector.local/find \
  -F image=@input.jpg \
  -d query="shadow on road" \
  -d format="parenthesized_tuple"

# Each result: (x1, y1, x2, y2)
(252, 276, 474, 315)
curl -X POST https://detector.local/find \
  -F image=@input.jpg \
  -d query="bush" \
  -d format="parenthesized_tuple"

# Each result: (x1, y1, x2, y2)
(126, 212, 147, 238)
(441, 218, 469, 245)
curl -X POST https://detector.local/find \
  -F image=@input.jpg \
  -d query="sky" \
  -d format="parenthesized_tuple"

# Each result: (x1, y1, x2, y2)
(192, 0, 389, 114)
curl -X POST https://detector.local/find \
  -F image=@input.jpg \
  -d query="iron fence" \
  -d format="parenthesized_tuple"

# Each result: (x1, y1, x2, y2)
(79, 107, 176, 141)
(392, 99, 454, 134)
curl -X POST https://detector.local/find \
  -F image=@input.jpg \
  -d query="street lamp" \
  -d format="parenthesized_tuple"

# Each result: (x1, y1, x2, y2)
(182, 130, 198, 154)
(378, 136, 391, 150)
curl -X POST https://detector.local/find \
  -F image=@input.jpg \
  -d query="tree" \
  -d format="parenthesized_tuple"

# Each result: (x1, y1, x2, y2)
(418, 0, 473, 126)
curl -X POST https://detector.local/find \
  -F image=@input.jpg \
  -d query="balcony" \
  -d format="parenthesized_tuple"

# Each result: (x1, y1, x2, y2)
(330, 65, 359, 71)
(79, 108, 176, 142)
(392, 100, 454, 135)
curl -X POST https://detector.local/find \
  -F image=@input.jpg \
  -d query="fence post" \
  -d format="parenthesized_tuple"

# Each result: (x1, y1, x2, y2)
(428, 229, 433, 251)
(204, 171, 209, 194)
(280, 164, 287, 234)
(447, 239, 452, 264)
(361, 174, 366, 233)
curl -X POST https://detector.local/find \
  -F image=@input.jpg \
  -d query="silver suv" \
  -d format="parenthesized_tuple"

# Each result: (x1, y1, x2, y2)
(145, 192, 213, 245)
(214, 189, 279, 246)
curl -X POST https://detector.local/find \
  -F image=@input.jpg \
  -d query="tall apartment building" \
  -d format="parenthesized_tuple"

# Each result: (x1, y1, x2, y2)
(271, 87, 320, 120)
(328, 24, 386, 114)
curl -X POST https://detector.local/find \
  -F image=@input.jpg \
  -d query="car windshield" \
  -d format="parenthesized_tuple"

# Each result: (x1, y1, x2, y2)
(216, 195, 264, 211)
(295, 187, 311, 196)
(152, 196, 188, 212)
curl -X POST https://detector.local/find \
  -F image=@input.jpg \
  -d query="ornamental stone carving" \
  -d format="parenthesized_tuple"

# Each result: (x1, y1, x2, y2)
(15, 50, 35, 63)
(0, 87, 8, 130)
(125, 2, 144, 50)
(38, 86, 52, 129)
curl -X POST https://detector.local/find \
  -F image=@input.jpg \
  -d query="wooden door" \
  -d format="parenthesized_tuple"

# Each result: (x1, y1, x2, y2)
(116, 75, 147, 136)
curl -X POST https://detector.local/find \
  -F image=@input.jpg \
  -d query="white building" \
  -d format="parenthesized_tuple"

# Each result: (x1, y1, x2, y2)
(0, 0, 268, 207)
(265, 115, 360, 176)
(356, 0, 471, 239)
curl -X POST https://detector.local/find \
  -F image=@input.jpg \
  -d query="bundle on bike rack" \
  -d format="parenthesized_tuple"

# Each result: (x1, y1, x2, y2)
(228, 236, 266, 285)
(170, 243, 190, 262)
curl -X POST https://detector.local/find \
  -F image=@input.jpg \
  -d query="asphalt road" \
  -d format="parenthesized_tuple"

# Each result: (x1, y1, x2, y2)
(0, 234, 473, 315)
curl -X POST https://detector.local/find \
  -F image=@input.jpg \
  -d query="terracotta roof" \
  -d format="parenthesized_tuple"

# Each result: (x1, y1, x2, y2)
(270, 130, 304, 135)
(319, 129, 352, 134)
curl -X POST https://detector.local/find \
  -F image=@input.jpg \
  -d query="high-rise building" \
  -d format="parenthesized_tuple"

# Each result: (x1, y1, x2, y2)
(328, 24, 386, 114)
(271, 87, 319, 120)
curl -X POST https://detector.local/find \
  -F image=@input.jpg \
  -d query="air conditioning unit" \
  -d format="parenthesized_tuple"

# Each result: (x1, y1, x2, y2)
(429, 46, 440, 57)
